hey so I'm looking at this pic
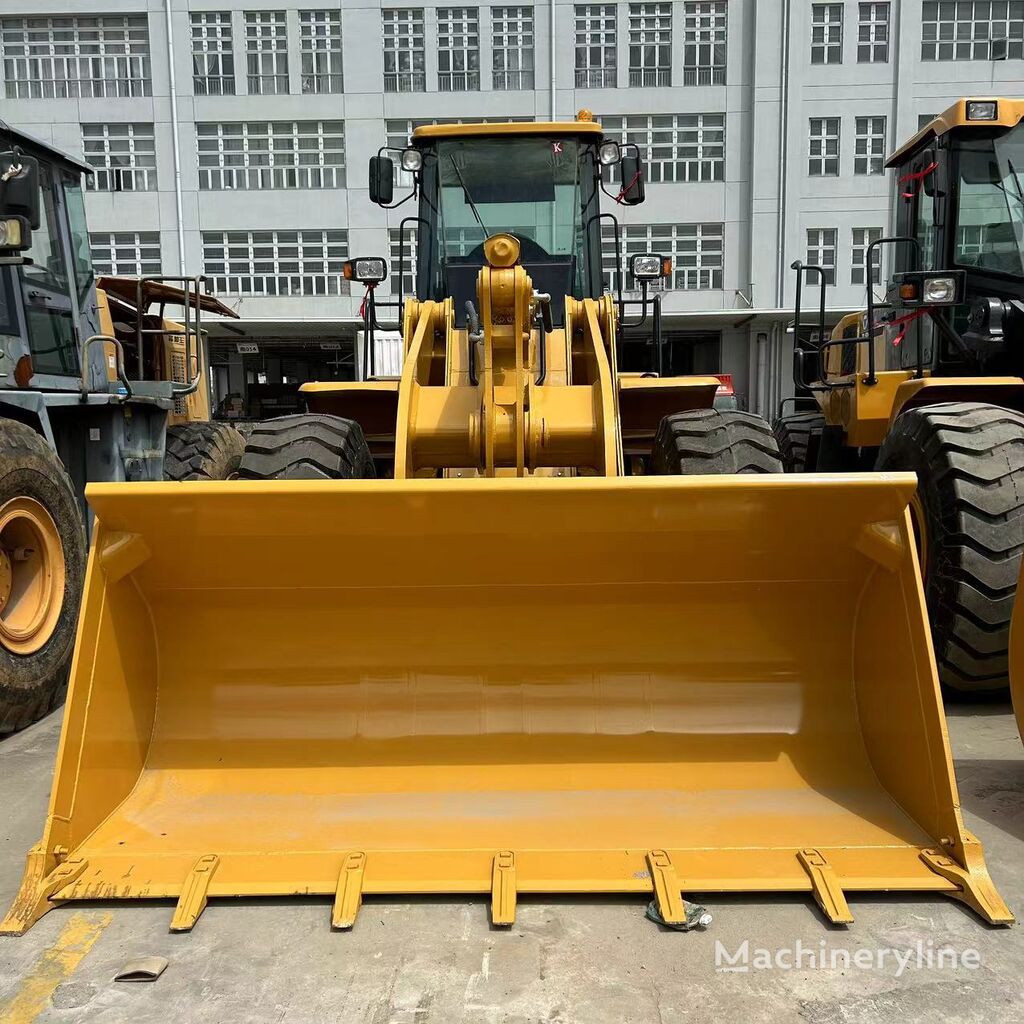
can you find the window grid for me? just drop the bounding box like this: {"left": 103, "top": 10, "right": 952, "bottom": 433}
{"left": 245, "top": 11, "right": 289, "bottom": 95}
{"left": 438, "top": 8, "right": 480, "bottom": 91}
{"left": 191, "top": 12, "right": 234, "bottom": 95}
{"left": 492, "top": 7, "right": 534, "bottom": 90}
{"left": 858, "top": 2, "right": 890, "bottom": 61}
{"left": 83, "top": 123, "right": 157, "bottom": 192}
{"left": 203, "top": 230, "right": 350, "bottom": 297}
{"left": 922, "top": 0, "right": 1024, "bottom": 60}
{"left": 682, "top": 1, "right": 727, "bottom": 86}
{"left": 1, "top": 15, "right": 151, "bottom": 99}
{"left": 811, "top": 4, "right": 844, "bottom": 63}
{"left": 300, "top": 10, "right": 343, "bottom": 93}
{"left": 806, "top": 228, "right": 837, "bottom": 285}
{"left": 574, "top": 5, "right": 617, "bottom": 87}
{"left": 808, "top": 117, "right": 840, "bottom": 176}
{"left": 90, "top": 231, "right": 162, "bottom": 276}
{"left": 383, "top": 9, "right": 426, "bottom": 92}
{"left": 603, "top": 223, "right": 725, "bottom": 291}
{"left": 854, "top": 116, "right": 886, "bottom": 175}
{"left": 851, "top": 227, "right": 882, "bottom": 285}
{"left": 628, "top": 3, "right": 671, "bottom": 87}
{"left": 197, "top": 121, "right": 346, "bottom": 190}
{"left": 601, "top": 114, "right": 725, "bottom": 183}
{"left": 389, "top": 227, "right": 418, "bottom": 296}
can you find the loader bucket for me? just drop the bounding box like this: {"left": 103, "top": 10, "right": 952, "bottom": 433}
{"left": 3, "top": 474, "right": 1013, "bottom": 934}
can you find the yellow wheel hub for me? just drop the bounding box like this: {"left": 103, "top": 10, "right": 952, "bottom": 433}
{"left": 909, "top": 490, "right": 929, "bottom": 578}
{"left": 0, "top": 497, "right": 66, "bottom": 656}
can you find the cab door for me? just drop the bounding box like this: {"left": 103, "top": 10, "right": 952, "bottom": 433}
{"left": 17, "top": 161, "right": 81, "bottom": 381}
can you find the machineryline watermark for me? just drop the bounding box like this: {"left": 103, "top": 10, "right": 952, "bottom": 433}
{"left": 715, "top": 939, "right": 982, "bottom": 977}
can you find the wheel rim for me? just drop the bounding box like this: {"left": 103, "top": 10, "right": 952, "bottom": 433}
{"left": 909, "top": 490, "right": 929, "bottom": 578}
{"left": 0, "top": 497, "right": 66, "bottom": 655}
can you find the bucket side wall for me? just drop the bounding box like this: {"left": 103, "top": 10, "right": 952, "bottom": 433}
{"left": 44, "top": 522, "right": 159, "bottom": 855}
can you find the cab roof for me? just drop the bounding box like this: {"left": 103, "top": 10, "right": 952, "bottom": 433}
{"left": 412, "top": 120, "right": 605, "bottom": 142}
{"left": 886, "top": 97, "right": 1024, "bottom": 168}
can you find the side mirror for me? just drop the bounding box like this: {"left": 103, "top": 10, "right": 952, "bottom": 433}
{"left": 368, "top": 156, "right": 395, "bottom": 206}
{"left": 0, "top": 152, "right": 39, "bottom": 251}
{"left": 919, "top": 147, "right": 937, "bottom": 198}
{"left": 0, "top": 153, "right": 40, "bottom": 228}
{"left": 618, "top": 153, "right": 645, "bottom": 206}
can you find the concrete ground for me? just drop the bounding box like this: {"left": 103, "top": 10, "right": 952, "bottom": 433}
{"left": 0, "top": 703, "right": 1022, "bottom": 1024}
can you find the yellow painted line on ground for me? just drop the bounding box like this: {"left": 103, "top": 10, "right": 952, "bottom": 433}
{"left": 0, "top": 911, "right": 112, "bottom": 1024}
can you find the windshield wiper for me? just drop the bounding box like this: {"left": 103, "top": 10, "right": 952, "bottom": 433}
{"left": 448, "top": 155, "right": 489, "bottom": 240}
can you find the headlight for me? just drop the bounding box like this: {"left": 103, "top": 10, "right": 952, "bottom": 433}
{"left": 598, "top": 141, "right": 621, "bottom": 165}
{"left": 966, "top": 100, "right": 998, "bottom": 121}
{"left": 631, "top": 255, "right": 661, "bottom": 279}
{"left": 400, "top": 148, "right": 423, "bottom": 172}
{"left": 0, "top": 217, "right": 23, "bottom": 248}
{"left": 923, "top": 276, "right": 956, "bottom": 303}
{"left": 343, "top": 257, "right": 388, "bottom": 284}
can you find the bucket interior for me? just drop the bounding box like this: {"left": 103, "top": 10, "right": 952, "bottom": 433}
{"left": 49, "top": 475, "right": 961, "bottom": 894}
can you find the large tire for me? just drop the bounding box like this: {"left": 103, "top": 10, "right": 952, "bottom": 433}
{"left": 238, "top": 414, "right": 375, "bottom": 480}
{"left": 0, "top": 420, "right": 86, "bottom": 733}
{"left": 773, "top": 410, "right": 825, "bottom": 472}
{"left": 164, "top": 421, "right": 246, "bottom": 481}
{"left": 876, "top": 402, "right": 1024, "bottom": 694}
{"left": 652, "top": 409, "right": 784, "bottom": 475}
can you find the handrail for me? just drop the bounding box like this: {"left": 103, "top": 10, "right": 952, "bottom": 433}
{"left": 81, "top": 334, "right": 133, "bottom": 401}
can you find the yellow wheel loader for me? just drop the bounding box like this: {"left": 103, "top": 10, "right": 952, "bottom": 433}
{"left": 0, "top": 129, "right": 244, "bottom": 733}
{"left": 2, "top": 116, "right": 1013, "bottom": 938}
{"left": 776, "top": 98, "right": 1024, "bottom": 697}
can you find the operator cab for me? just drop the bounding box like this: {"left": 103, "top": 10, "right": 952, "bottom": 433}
{"left": 889, "top": 98, "right": 1024, "bottom": 374}
{"left": 366, "top": 116, "right": 645, "bottom": 330}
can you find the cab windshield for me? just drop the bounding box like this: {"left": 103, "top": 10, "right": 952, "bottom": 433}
{"left": 437, "top": 136, "right": 585, "bottom": 260}
{"left": 955, "top": 122, "right": 1024, "bottom": 278}
{"left": 415, "top": 134, "right": 602, "bottom": 319}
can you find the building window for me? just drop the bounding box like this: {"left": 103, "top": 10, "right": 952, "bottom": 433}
{"left": 854, "top": 116, "right": 886, "bottom": 175}
{"left": 197, "top": 121, "right": 345, "bottom": 190}
{"left": 389, "top": 227, "right": 418, "bottom": 296}
{"left": 245, "top": 11, "right": 289, "bottom": 95}
{"left": 851, "top": 227, "right": 882, "bottom": 285}
{"left": 922, "top": 0, "right": 1024, "bottom": 60}
{"left": 383, "top": 9, "right": 425, "bottom": 92}
{"left": 191, "top": 12, "right": 234, "bottom": 95}
{"left": 574, "top": 4, "right": 616, "bottom": 87}
{"left": 806, "top": 228, "right": 837, "bottom": 285}
{"left": 604, "top": 223, "right": 725, "bottom": 291}
{"left": 90, "top": 231, "right": 162, "bottom": 276}
{"left": 82, "top": 123, "right": 157, "bottom": 192}
{"left": 857, "top": 2, "right": 889, "bottom": 62}
{"left": 300, "top": 10, "right": 342, "bottom": 93}
{"left": 492, "top": 7, "right": 533, "bottom": 90}
{"left": 682, "top": 1, "right": 727, "bottom": 86}
{"left": 203, "top": 230, "right": 349, "bottom": 297}
{"left": 437, "top": 8, "right": 480, "bottom": 91}
{"left": 808, "top": 117, "right": 840, "bottom": 176}
{"left": 1, "top": 15, "right": 151, "bottom": 99}
{"left": 628, "top": 3, "right": 671, "bottom": 87}
{"left": 811, "top": 4, "right": 843, "bottom": 63}
{"left": 601, "top": 114, "right": 724, "bottom": 183}
{"left": 919, "top": 112, "right": 937, "bottom": 130}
